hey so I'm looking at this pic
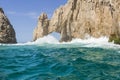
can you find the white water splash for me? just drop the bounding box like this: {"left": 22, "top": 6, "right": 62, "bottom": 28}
{"left": 31, "top": 35, "right": 120, "bottom": 49}
{"left": 12, "top": 35, "right": 59, "bottom": 45}
{"left": 33, "top": 35, "right": 59, "bottom": 44}
{"left": 0, "top": 34, "right": 120, "bottom": 49}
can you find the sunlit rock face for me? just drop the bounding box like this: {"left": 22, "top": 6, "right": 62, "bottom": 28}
{"left": 33, "top": 13, "right": 49, "bottom": 41}
{"left": 33, "top": 0, "right": 120, "bottom": 43}
{"left": 0, "top": 8, "right": 17, "bottom": 43}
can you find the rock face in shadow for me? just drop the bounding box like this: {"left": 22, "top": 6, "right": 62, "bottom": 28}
{"left": 33, "top": 0, "right": 120, "bottom": 43}
{"left": 0, "top": 8, "right": 17, "bottom": 43}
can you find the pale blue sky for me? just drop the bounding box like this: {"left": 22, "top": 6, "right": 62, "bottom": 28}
{"left": 0, "top": 0, "right": 67, "bottom": 42}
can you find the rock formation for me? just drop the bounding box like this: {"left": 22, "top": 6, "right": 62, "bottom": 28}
{"left": 33, "top": 13, "right": 49, "bottom": 41}
{"left": 33, "top": 0, "right": 120, "bottom": 44}
{"left": 0, "top": 8, "right": 17, "bottom": 43}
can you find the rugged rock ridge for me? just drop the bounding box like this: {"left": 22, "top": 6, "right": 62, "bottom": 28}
{"left": 33, "top": 0, "right": 120, "bottom": 43}
{"left": 0, "top": 8, "right": 17, "bottom": 43}
{"left": 33, "top": 13, "right": 49, "bottom": 41}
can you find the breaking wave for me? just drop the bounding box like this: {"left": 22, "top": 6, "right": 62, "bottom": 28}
{"left": 0, "top": 34, "right": 120, "bottom": 49}
{"left": 28, "top": 35, "right": 120, "bottom": 48}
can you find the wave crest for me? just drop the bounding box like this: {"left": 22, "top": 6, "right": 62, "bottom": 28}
{"left": 0, "top": 34, "right": 120, "bottom": 49}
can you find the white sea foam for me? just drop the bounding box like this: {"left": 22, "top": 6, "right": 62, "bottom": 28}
{"left": 28, "top": 35, "right": 120, "bottom": 49}
{"left": 0, "top": 34, "right": 120, "bottom": 49}
{"left": 32, "top": 35, "right": 59, "bottom": 44}
{"left": 68, "top": 37, "right": 120, "bottom": 49}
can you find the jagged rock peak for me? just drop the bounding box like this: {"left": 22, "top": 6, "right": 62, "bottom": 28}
{"left": 33, "top": 13, "right": 49, "bottom": 41}
{"left": 0, "top": 8, "right": 17, "bottom": 43}
{"left": 0, "top": 8, "right": 4, "bottom": 14}
{"left": 39, "top": 13, "right": 48, "bottom": 20}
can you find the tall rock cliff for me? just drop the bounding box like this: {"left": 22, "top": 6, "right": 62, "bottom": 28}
{"left": 33, "top": 0, "right": 120, "bottom": 44}
{"left": 0, "top": 8, "right": 17, "bottom": 43}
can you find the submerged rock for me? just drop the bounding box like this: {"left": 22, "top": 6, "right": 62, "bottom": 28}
{"left": 33, "top": 0, "right": 120, "bottom": 43}
{"left": 0, "top": 8, "right": 17, "bottom": 43}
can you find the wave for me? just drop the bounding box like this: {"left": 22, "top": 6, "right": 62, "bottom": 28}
{"left": 0, "top": 34, "right": 120, "bottom": 49}
{"left": 59, "top": 36, "right": 120, "bottom": 49}
{"left": 0, "top": 35, "right": 59, "bottom": 46}
{"left": 23, "top": 35, "right": 120, "bottom": 49}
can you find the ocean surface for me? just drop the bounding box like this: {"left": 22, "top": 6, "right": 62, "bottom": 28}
{"left": 0, "top": 35, "right": 120, "bottom": 80}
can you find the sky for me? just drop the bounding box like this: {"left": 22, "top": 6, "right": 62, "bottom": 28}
{"left": 0, "top": 0, "right": 67, "bottom": 42}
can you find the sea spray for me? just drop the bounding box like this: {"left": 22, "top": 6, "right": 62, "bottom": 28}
{"left": 0, "top": 34, "right": 120, "bottom": 49}
{"left": 34, "top": 35, "right": 59, "bottom": 44}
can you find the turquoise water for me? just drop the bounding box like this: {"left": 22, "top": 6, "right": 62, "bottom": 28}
{"left": 0, "top": 43, "right": 120, "bottom": 80}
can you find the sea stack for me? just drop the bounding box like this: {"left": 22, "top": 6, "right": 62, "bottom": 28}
{"left": 33, "top": 13, "right": 49, "bottom": 41}
{"left": 33, "top": 0, "right": 120, "bottom": 44}
{"left": 0, "top": 8, "right": 17, "bottom": 43}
